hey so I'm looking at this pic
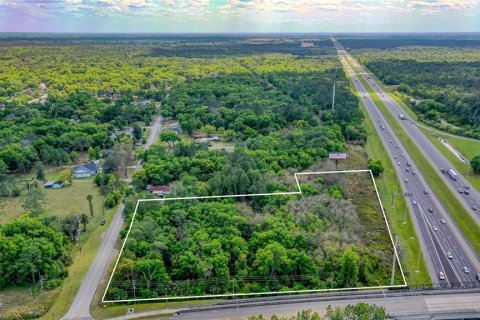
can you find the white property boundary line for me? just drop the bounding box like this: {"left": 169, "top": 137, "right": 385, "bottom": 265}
{"left": 102, "top": 169, "right": 407, "bottom": 304}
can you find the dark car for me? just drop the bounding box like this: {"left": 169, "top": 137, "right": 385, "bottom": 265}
{"left": 100, "top": 219, "right": 106, "bottom": 225}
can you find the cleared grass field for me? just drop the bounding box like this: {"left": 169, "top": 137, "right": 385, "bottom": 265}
{"left": 350, "top": 60, "right": 480, "bottom": 255}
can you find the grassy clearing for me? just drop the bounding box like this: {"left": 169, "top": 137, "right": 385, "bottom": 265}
{"left": 0, "top": 167, "right": 99, "bottom": 224}
{"left": 340, "top": 62, "right": 430, "bottom": 285}
{"left": 351, "top": 62, "right": 480, "bottom": 255}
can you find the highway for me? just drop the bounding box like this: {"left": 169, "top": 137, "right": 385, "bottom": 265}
{"left": 348, "top": 54, "right": 480, "bottom": 230}
{"left": 167, "top": 289, "right": 480, "bottom": 320}
{"left": 333, "top": 40, "right": 480, "bottom": 286}
{"left": 62, "top": 116, "right": 163, "bottom": 320}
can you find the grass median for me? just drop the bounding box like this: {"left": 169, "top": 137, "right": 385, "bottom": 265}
{"left": 348, "top": 58, "right": 480, "bottom": 256}
{"left": 341, "top": 61, "right": 430, "bottom": 285}
{"left": 350, "top": 57, "right": 480, "bottom": 194}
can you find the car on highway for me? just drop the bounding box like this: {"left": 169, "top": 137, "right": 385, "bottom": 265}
{"left": 458, "top": 188, "right": 463, "bottom": 193}
{"left": 407, "top": 162, "right": 411, "bottom": 166}
{"left": 405, "top": 178, "right": 408, "bottom": 183}
{"left": 424, "top": 189, "right": 428, "bottom": 194}
{"left": 440, "top": 168, "right": 446, "bottom": 174}
{"left": 406, "top": 168, "right": 410, "bottom": 172}
{"left": 390, "top": 140, "right": 393, "bottom": 143}
{"left": 465, "top": 185, "right": 470, "bottom": 190}
{"left": 433, "top": 227, "right": 438, "bottom": 231}
{"left": 463, "top": 267, "right": 470, "bottom": 274}
{"left": 397, "top": 161, "right": 401, "bottom": 165}
{"left": 447, "top": 252, "right": 453, "bottom": 259}
{"left": 394, "top": 156, "right": 397, "bottom": 159}
{"left": 413, "top": 200, "right": 417, "bottom": 205}
{"left": 438, "top": 271, "right": 446, "bottom": 280}
{"left": 428, "top": 207, "right": 434, "bottom": 212}
{"left": 412, "top": 171, "right": 416, "bottom": 175}
{"left": 441, "top": 219, "right": 446, "bottom": 224}
{"left": 472, "top": 204, "right": 477, "bottom": 211}
{"left": 401, "top": 153, "right": 404, "bottom": 157}
{"left": 464, "top": 189, "right": 470, "bottom": 195}
{"left": 476, "top": 273, "right": 480, "bottom": 281}
{"left": 396, "top": 145, "right": 399, "bottom": 148}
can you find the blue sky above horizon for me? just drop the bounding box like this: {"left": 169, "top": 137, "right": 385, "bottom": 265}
{"left": 1, "top": 0, "right": 479, "bottom": 33}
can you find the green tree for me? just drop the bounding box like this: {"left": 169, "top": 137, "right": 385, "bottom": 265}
{"left": 159, "top": 130, "right": 181, "bottom": 149}
{"left": 368, "top": 159, "right": 384, "bottom": 177}
{"left": 338, "top": 248, "right": 360, "bottom": 287}
{"left": 133, "top": 123, "right": 143, "bottom": 141}
{"left": 80, "top": 213, "right": 89, "bottom": 231}
{"left": 34, "top": 162, "right": 45, "bottom": 181}
{"left": 471, "top": 155, "right": 480, "bottom": 174}
{"left": 60, "top": 169, "right": 73, "bottom": 185}
{"left": 86, "top": 194, "right": 94, "bottom": 217}
{"left": 326, "top": 302, "right": 387, "bottom": 320}
{"left": 70, "top": 150, "right": 78, "bottom": 163}
{"left": 179, "top": 114, "right": 198, "bottom": 136}
{"left": 253, "top": 242, "right": 292, "bottom": 276}
{"left": 135, "top": 258, "right": 170, "bottom": 289}
{"left": 23, "top": 188, "right": 45, "bottom": 215}
{"left": 201, "top": 124, "right": 216, "bottom": 137}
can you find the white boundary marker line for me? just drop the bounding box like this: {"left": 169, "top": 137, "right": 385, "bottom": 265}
{"left": 102, "top": 169, "right": 407, "bottom": 304}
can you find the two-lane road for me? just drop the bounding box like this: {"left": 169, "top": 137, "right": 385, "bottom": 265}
{"left": 62, "top": 116, "right": 163, "bottom": 320}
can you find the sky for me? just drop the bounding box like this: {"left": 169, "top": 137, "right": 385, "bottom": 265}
{"left": 0, "top": 0, "right": 479, "bottom": 33}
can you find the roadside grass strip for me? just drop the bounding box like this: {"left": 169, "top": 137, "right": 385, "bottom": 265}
{"left": 349, "top": 60, "right": 480, "bottom": 255}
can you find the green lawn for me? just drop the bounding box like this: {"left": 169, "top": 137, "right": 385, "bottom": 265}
{"left": 0, "top": 169, "right": 101, "bottom": 225}
{"left": 348, "top": 58, "right": 480, "bottom": 255}
{"left": 341, "top": 62, "right": 430, "bottom": 285}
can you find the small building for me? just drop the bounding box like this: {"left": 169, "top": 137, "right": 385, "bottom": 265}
{"left": 44, "top": 180, "right": 63, "bottom": 189}
{"left": 146, "top": 185, "right": 171, "bottom": 197}
{"left": 73, "top": 163, "right": 100, "bottom": 178}
{"left": 301, "top": 41, "right": 315, "bottom": 48}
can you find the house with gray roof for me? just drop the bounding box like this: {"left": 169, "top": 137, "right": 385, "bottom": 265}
{"left": 72, "top": 163, "right": 100, "bottom": 178}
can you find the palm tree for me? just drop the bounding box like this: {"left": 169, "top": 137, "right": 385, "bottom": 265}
{"left": 80, "top": 213, "right": 89, "bottom": 231}
{"left": 86, "top": 194, "right": 94, "bottom": 217}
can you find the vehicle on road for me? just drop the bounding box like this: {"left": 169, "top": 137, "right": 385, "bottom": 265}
{"left": 463, "top": 267, "right": 470, "bottom": 274}
{"left": 433, "top": 226, "right": 438, "bottom": 231}
{"left": 465, "top": 189, "right": 470, "bottom": 195}
{"left": 458, "top": 188, "right": 463, "bottom": 193}
{"left": 441, "top": 219, "right": 446, "bottom": 224}
{"left": 413, "top": 200, "right": 417, "bottom": 205}
{"left": 447, "top": 252, "right": 453, "bottom": 259}
{"left": 424, "top": 189, "right": 428, "bottom": 194}
{"left": 472, "top": 204, "right": 477, "bottom": 211}
{"left": 412, "top": 171, "right": 416, "bottom": 175}
{"left": 476, "top": 273, "right": 480, "bottom": 281}
{"left": 440, "top": 168, "right": 446, "bottom": 174}
{"left": 406, "top": 168, "right": 410, "bottom": 172}
{"left": 405, "top": 178, "right": 408, "bottom": 183}
{"left": 448, "top": 168, "right": 458, "bottom": 181}
{"left": 407, "top": 162, "right": 411, "bottom": 166}
{"left": 397, "top": 161, "right": 401, "bottom": 165}
{"left": 429, "top": 207, "right": 433, "bottom": 212}
{"left": 399, "top": 113, "right": 407, "bottom": 120}
{"left": 439, "top": 271, "right": 446, "bottom": 280}
{"left": 465, "top": 185, "right": 470, "bottom": 190}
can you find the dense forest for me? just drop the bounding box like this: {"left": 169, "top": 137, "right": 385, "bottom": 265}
{"left": 352, "top": 46, "right": 480, "bottom": 138}
{"left": 105, "top": 49, "right": 399, "bottom": 299}
{"left": 0, "top": 37, "right": 399, "bottom": 303}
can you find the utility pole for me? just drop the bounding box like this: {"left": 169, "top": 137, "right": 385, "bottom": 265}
{"left": 391, "top": 235, "right": 398, "bottom": 286}
{"left": 331, "top": 75, "right": 336, "bottom": 110}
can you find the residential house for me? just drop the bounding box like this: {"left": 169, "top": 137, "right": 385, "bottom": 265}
{"left": 73, "top": 163, "right": 100, "bottom": 178}
{"left": 146, "top": 185, "right": 171, "bottom": 197}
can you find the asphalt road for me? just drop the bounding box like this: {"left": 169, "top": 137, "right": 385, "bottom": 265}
{"left": 349, "top": 55, "right": 480, "bottom": 230}
{"left": 62, "top": 116, "right": 163, "bottom": 320}
{"left": 333, "top": 40, "right": 480, "bottom": 285}
{"left": 171, "top": 290, "right": 480, "bottom": 320}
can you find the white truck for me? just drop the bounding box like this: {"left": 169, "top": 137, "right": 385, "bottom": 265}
{"left": 399, "top": 114, "right": 407, "bottom": 120}
{"left": 448, "top": 168, "right": 458, "bottom": 181}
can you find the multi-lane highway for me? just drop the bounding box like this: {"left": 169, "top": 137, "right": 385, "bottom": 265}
{"left": 348, "top": 56, "right": 480, "bottom": 229}
{"left": 333, "top": 40, "right": 480, "bottom": 286}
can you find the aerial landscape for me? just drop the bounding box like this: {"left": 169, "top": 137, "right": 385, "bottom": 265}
{"left": 0, "top": 1, "right": 480, "bottom": 319}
